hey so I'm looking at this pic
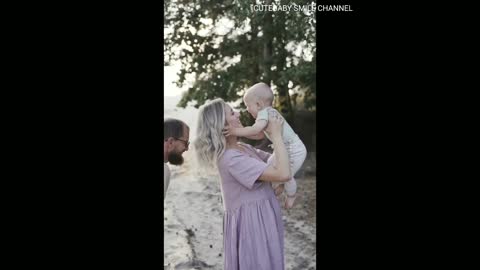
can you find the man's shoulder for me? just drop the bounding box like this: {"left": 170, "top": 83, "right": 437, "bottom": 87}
{"left": 164, "top": 163, "right": 170, "bottom": 175}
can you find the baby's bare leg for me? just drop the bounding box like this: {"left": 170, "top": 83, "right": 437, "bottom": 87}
{"left": 283, "top": 139, "right": 306, "bottom": 209}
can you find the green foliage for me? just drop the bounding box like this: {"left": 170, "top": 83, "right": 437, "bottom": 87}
{"left": 164, "top": 0, "right": 316, "bottom": 115}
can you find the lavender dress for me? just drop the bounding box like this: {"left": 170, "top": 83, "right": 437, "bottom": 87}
{"left": 218, "top": 143, "right": 285, "bottom": 270}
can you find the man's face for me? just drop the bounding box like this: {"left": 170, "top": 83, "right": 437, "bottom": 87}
{"left": 166, "top": 125, "right": 190, "bottom": 165}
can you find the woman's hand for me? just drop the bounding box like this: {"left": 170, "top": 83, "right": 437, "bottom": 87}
{"left": 264, "top": 110, "right": 284, "bottom": 139}
{"left": 258, "top": 111, "right": 290, "bottom": 182}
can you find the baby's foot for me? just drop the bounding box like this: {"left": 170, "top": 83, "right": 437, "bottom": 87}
{"left": 274, "top": 184, "right": 285, "bottom": 196}
{"left": 284, "top": 194, "right": 297, "bottom": 209}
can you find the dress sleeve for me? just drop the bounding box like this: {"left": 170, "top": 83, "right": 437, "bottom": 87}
{"left": 226, "top": 151, "right": 269, "bottom": 189}
{"left": 253, "top": 148, "right": 272, "bottom": 163}
{"left": 239, "top": 143, "right": 272, "bottom": 163}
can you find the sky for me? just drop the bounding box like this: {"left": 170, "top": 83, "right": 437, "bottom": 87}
{"left": 164, "top": 64, "right": 186, "bottom": 97}
{"left": 163, "top": 14, "right": 231, "bottom": 98}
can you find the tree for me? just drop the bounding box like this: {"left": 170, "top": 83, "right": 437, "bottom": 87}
{"left": 164, "top": 0, "right": 316, "bottom": 125}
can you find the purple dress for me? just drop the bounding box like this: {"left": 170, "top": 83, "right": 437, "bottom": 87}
{"left": 218, "top": 143, "right": 285, "bottom": 270}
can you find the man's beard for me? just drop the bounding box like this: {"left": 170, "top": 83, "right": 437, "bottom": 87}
{"left": 168, "top": 151, "right": 184, "bottom": 165}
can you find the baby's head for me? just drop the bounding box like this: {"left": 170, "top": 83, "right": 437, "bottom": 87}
{"left": 243, "top": 82, "right": 274, "bottom": 118}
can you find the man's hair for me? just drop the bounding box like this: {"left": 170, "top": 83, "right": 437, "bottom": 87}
{"left": 164, "top": 118, "right": 188, "bottom": 140}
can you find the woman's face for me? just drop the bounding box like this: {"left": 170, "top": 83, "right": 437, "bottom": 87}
{"left": 224, "top": 104, "right": 242, "bottom": 129}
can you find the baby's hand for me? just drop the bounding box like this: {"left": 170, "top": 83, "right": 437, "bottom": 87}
{"left": 222, "top": 125, "right": 235, "bottom": 137}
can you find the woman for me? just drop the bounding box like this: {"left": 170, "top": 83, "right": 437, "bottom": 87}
{"left": 194, "top": 98, "right": 291, "bottom": 270}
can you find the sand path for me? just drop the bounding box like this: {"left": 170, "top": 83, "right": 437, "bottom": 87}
{"left": 164, "top": 163, "right": 316, "bottom": 270}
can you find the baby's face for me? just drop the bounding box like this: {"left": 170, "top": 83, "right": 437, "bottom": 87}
{"left": 244, "top": 95, "right": 261, "bottom": 119}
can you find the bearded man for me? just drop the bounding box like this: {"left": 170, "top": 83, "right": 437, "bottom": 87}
{"left": 164, "top": 118, "right": 190, "bottom": 199}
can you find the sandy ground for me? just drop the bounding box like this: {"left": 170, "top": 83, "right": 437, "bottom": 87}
{"left": 164, "top": 96, "right": 316, "bottom": 270}
{"left": 164, "top": 161, "right": 316, "bottom": 270}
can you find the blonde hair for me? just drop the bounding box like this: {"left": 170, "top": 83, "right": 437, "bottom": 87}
{"left": 193, "top": 98, "right": 227, "bottom": 170}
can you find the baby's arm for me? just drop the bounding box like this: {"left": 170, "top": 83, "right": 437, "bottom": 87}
{"left": 245, "top": 132, "right": 265, "bottom": 140}
{"left": 224, "top": 119, "right": 268, "bottom": 138}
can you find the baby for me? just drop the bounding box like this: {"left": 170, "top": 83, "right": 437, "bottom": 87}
{"left": 223, "top": 82, "right": 307, "bottom": 209}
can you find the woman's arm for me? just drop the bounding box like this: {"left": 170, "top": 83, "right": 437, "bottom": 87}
{"left": 258, "top": 112, "right": 290, "bottom": 182}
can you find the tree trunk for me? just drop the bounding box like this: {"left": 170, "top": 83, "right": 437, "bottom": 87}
{"left": 249, "top": 17, "right": 261, "bottom": 83}
{"left": 272, "top": 3, "right": 294, "bottom": 127}
{"left": 263, "top": 0, "right": 273, "bottom": 84}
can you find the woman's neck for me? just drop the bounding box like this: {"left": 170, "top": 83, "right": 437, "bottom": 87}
{"left": 225, "top": 136, "right": 240, "bottom": 149}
